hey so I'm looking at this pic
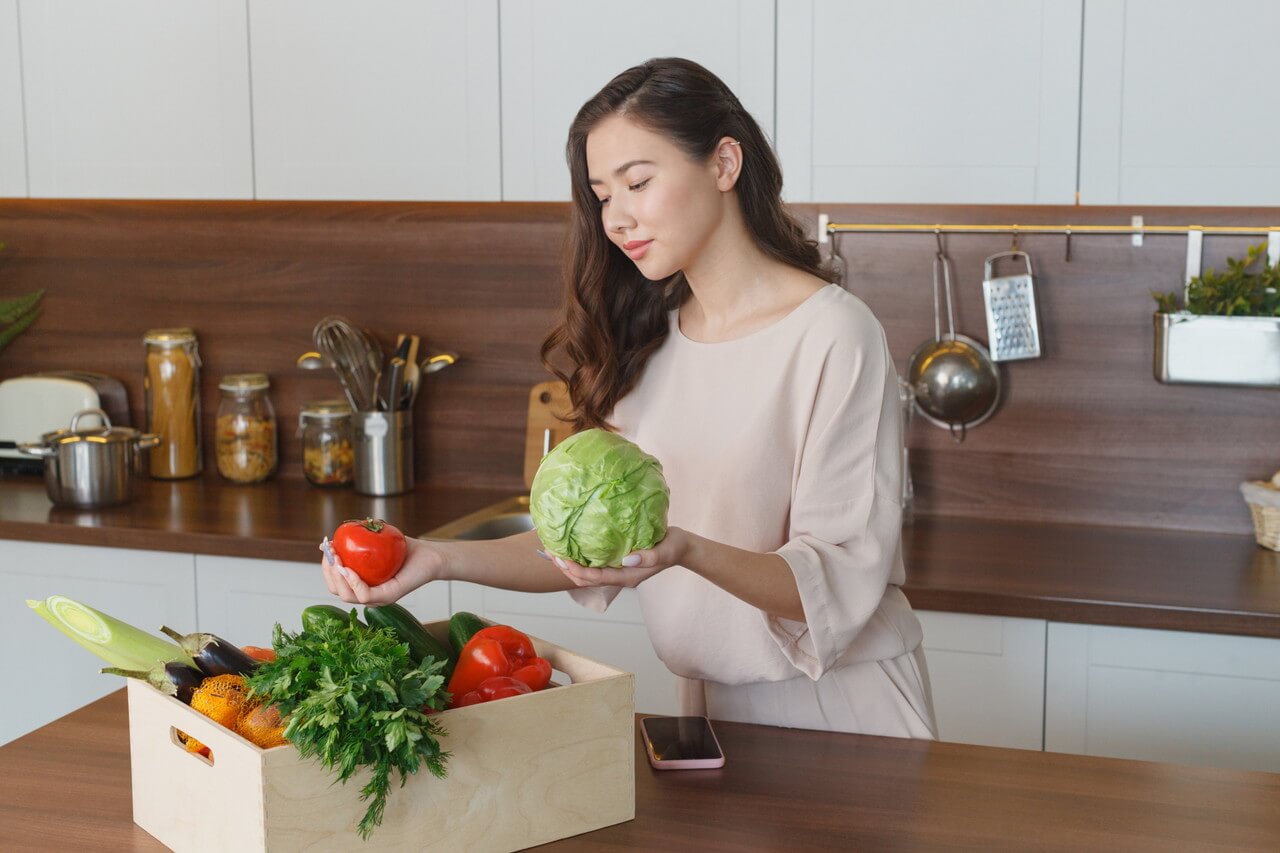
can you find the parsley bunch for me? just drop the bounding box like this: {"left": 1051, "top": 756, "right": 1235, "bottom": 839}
{"left": 246, "top": 613, "right": 451, "bottom": 840}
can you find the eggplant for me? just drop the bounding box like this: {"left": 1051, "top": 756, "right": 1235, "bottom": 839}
{"left": 102, "top": 661, "right": 204, "bottom": 703}
{"left": 159, "top": 626, "right": 260, "bottom": 677}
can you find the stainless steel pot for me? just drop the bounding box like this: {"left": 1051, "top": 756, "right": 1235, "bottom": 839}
{"left": 18, "top": 408, "right": 161, "bottom": 507}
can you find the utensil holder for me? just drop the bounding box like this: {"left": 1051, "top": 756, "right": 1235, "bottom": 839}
{"left": 352, "top": 410, "right": 413, "bottom": 496}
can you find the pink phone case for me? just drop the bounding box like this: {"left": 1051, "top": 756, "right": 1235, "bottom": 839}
{"left": 641, "top": 716, "right": 726, "bottom": 770}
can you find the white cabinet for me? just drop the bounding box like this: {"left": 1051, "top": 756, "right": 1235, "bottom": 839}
{"left": 0, "top": 0, "right": 26, "bottom": 197}
{"left": 777, "top": 0, "right": 1083, "bottom": 204}
{"left": 1079, "top": 0, "right": 1280, "bottom": 205}
{"left": 1045, "top": 622, "right": 1280, "bottom": 773}
{"left": 917, "top": 610, "right": 1046, "bottom": 750}
{"left": 498, "top": 0, "right": 775, "bottom": 201}
{"left": 0, "top": 540, "right": 196, "bottom": 745}
{"left": 19, "top": 0, "right": 253, "bottom": 199}
{"left": 194, "top": 555, "right": 451, "bottom": 647}
{"left": 248, "top": 0, "right": 501, "bottom": 201}
{"left": 451, "top": 581, "right": 679, "bottom": 715}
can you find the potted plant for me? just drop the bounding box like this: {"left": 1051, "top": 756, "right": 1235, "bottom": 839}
{"left": 0, "top": 242, "right": 45, "bottom": 355}
{"left": 1152, "top": 241, "right": 1280, "bottom": 387}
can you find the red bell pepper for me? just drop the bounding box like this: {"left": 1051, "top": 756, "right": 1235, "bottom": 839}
{"left": 446, "top": 625, "right": 552, "bottom": 707}
{"left": 451, "top": 676, "right": 532, "bottom": 708}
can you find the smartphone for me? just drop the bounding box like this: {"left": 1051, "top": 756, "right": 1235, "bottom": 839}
{"left": 640, "top": 715, "right": 725, "bottom": 770}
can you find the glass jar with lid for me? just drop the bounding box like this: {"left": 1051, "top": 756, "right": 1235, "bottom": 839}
{"left": 143, "top": 328, "right": 203, "bottom": 479}
{"left": 299, "top": 399, "right": 354, "bottom": 487}
{"left": 215, "top": 373, "right": 278, "bottom": 484}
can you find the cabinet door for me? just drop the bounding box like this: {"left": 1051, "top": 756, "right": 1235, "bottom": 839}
{"left": 499, "top": 0, "right": 775, "bottom": 201}
{"left": 1079, "top": 0, "right": 1280, "bottom": 205}
{"left": 194, "top": 555, "right": 451, "bottom": 646}
{"left": 19, "top": 0, "right": 253, "bottom": 198}
{"left": 916, "top": 610, "right": 1046, "bottom": 750}
{"left": 777, "top": 0, "right": 1082, "bottom": 204}
{"left": 1045, "top": 622, "right": 1280, "bottom": 772}
{"left": 451, "top": 582, "right": 679, "bottom": 715}
{"left": 0, "top": 540, "right": 196, "bottom": 745}
{"left": 249, "top": 0, "right": 501, "bottom": 200}
{"left": 0, "top": 0, "right": 25, "bottom": 197}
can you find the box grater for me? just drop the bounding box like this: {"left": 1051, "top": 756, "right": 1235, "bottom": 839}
{"left": 982, "top": 250, "right": 1041, "bottom": 361}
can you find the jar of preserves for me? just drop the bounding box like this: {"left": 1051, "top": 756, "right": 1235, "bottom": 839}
{"left": 299, "top": 399, "right": 354, "bottom": 487}
{"left": 143, "top": 328, "right": 203, "bottom": 480}
{"left": 215, "top": 373, "right": 278, "bottom": 484}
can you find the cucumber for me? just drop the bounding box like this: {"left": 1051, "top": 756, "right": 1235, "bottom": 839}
{"left": 364, "top": 603, "right": 453, "bottom": 679}
{"left": 301, "top": 604, "right": 360, "bottom": 634}
{"left": 448, "top": 611, "right": 489, "bottom": 659}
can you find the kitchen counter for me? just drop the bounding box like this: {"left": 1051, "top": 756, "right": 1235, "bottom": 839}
{"left": 1, "top": 474, "right": 1278, "bottom": 638}
{"left": 1, "top": 690, "right": 1277, "bottom": 851}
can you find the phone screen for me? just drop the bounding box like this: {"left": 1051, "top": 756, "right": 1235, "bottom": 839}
{"left": 642, "top": 716, "right": 723, "bottom": 761}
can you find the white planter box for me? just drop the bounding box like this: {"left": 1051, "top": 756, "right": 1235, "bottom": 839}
{"left": 1153, "top": 312, "right": 1280, "bottom": 387}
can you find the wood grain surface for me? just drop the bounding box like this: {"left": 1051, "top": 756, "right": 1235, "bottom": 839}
{"left": 2, "top": 691, "right": 1277, "bottom": 852}
{"left": 2, "top": 199, "right": 1278, "bottom": 534}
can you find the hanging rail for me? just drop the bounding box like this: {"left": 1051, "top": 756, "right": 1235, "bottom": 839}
{"left": 816, "top": 214, "right": 1280, "bottom": 263}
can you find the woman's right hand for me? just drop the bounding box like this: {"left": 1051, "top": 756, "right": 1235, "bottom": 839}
{"left": 320, "top": 535, "right": 444, "bottom": 606}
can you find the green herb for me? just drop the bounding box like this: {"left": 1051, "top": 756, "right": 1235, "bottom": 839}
{"left": 246, "top": 611, "right": 451, "bottom": 840}
{"left": 1153, "top": 241, "right": 1280, "bottom": 316}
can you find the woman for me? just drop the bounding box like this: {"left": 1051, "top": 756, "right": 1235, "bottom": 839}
{"left": 323, "top": 57, "right": 936, "bottom": 740}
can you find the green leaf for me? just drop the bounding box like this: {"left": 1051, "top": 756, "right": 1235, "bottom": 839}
{"left": 245, "top": 617, "right": 450, "bottom": 840}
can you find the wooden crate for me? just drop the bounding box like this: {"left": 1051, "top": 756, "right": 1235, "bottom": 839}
{"left": 126, "top": 620, "right": 635, "bottom": 852}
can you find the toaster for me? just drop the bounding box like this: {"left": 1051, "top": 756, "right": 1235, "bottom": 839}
{"left": 0, "top": 372, "right": 132, "bottom": 474}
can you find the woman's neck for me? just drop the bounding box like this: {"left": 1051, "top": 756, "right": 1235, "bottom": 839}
{"left": 679, "top": 221, "right": 822, "bottom": 342}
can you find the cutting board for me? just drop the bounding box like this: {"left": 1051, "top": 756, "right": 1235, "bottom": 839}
{"left": 524, "top": 380, "right": 574, "bottom": 488}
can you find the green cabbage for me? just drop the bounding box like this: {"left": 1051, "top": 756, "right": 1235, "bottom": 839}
{"left": 530, "top": 428, "right": 670, "bottom": 568}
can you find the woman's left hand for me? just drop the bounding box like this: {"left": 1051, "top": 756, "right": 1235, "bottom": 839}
{"left": 550, "top": 526, "right": 693, "bottom": 589}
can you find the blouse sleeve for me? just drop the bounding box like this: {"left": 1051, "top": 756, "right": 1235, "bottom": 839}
{"left": 567, "top": 585, "right": 623, "bottom": 613}
{"left": 766, "top": 316, "right": 905, "bottom": 681}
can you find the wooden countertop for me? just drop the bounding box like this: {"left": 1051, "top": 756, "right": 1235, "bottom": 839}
{"left": 1, "top": 691, "right": 1276, "bottom": 851}
{"left": 2, "top": 474, "right": 1279, "bottom": 638}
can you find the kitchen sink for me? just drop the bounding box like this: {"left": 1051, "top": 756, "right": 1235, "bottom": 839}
{"left": 421, "top": 495, "right": 534, "bottom": 541}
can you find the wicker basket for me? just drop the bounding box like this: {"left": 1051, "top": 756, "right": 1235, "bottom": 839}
{"left": 1240, "top": 479, "right": 1280, "bottom": 551}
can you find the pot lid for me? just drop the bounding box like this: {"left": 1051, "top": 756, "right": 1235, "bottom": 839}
{"left": 38, "top": 408, "right": 148, "bottom": 446}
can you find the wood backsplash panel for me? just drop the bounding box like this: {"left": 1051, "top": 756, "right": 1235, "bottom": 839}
{"left": 0, "top": 201, "right": 566, "bottom": 491}
{"left": 2, "top": 199, "right": 1277, "bottom": 534}
{"left": 806, "top": 204, "right": 1280, "bottom": 534}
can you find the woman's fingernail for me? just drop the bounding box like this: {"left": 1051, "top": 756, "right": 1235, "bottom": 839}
{"left": 534, "top": 549, "right": 550, "bottom": 561}
{"left": 622, "top": 554, "right": 641, "bottom": 567}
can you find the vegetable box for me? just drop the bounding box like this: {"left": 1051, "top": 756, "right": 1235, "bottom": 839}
{"left": 125, "top": 620, "right": 635, "bottom": 852}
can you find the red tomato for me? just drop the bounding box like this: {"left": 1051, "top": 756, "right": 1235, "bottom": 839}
{"left": 332, "top": 518, "right": 407, "bottom": 586}
{"left": 241, "top": 646, "right": 277, "bottom": 662}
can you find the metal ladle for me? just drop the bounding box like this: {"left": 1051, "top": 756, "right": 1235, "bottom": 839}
{"left": 906, "top": 236, "right": 1001, "bottom": 442}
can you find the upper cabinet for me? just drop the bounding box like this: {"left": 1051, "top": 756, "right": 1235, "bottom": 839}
{"left": 777, "top": 0, "right": 1083, "bottom": 204}
{"left": 4, "top": 1, "right": 1275, "bottom": 205}
{"left": 498, "top": 0, "right": 775, "bottom": 201}
{"left": 0, "top": 1, "right": 26, "bottom": 197}
{"left": 1078, "top": 0, "right": 1280, "bottom": 205}
{"left": 19, "top": 0, "right": 253, "bottom": 199}
{"left": 249, "top": 0, "right": 501, "bottom": 201}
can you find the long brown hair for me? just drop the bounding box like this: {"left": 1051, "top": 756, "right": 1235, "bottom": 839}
{"left": 541, "top": 57, "right": 838, "bottom": 432}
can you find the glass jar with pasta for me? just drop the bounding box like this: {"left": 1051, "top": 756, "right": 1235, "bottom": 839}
{"left": 144, "top": 328, "right": 203, "bottom": 479}
{"left": 299, "top": 399, "right": 354, "bottom": 487}
{"left": 215, "top": 374, "right": 278, "bottom": 484}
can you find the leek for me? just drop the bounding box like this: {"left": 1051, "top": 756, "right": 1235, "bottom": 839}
{"left": 28, "top": 595, "right": 195, "bottom": 671}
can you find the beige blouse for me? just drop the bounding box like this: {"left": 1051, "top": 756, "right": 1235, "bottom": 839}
{"left": 568, "top": 283, "right": 924, "bottom": 690}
